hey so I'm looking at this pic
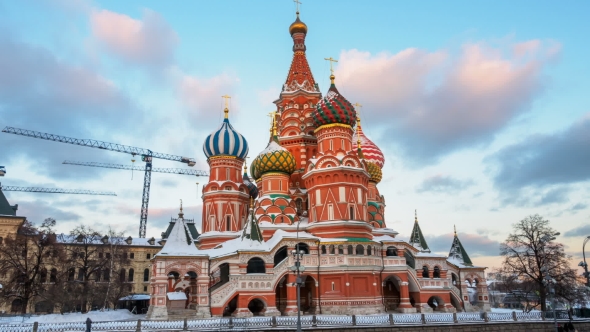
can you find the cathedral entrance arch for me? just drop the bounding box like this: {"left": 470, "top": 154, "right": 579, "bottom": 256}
{"left": 247, "top": 298, "right": 266, "bottom": 316}
{"left": 427, "top": 295, "right": 445, "bottom": 311}
{"left": 382, "top": 276, "right": 401, "bottom": 311}
{"left": 275, "top": 275, "right": 288, "bottom": 314}
{"left": 299, "top": 274, "right": 317, "bottom": 313}
{"left": 223, "top": 295, "right": 238, "bottom": 317}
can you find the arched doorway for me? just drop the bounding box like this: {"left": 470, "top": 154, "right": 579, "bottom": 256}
{"left": 223, "top": 295, "right": 238, "bottom": 317}
{"left": 382, "top": 276, "right": 401, "bottom": 311}
{"left": 299, "top": 275, "right": 317, "bottom": 313}
{"left": 11, "top": 299, "right": 23, "bottom": 313}
{"left": 275, "top": 275, "right": 288, "bottom": 314}
{"left": 248, "top": 298, "right": 266, "bottom": 316}
{"left": 427, "top": 296, "right": 445, "bottom": 311}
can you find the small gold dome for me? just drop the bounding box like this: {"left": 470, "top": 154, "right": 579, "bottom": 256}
{"left": 366, "top": 161, "right": 383, "bottom": 184}
{"left": 289, "top": 13, "right": 307, "bottom": 35}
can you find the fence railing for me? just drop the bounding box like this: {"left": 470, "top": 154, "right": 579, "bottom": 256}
{"left": 0, "top": 311, "right": 587, "bottom": 332}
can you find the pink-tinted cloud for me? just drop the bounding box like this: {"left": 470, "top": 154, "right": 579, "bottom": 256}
{"left": 335, "top": 40, "right": 560, "bottom": 166}
{"left": 90, "top": 9, "right": 178, "bottom": 66}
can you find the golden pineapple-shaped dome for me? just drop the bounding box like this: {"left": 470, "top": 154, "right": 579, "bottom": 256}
{"left": 366, "top": 161, "right": 382, "bottom": 184}
{"left": 251, "top": 140, "right": 297, "bottom": 180}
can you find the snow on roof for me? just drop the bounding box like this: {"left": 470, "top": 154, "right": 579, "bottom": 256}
{"left": 156, "top": 216, "right": 203, "bottom": 257}
{"left": 446, "top": 256, "right": 483, "bottom": 268}
{"left": 119, "top": 294, "right": 150, "bottom": 301}
{"left": 56, "top": 234, "right": 161, "bottom": 247}
{"left": 372, "top": 235, "right": 398, "bottom": 242}
{"left": 167, "top": 292, "right": 187, "bottom": 300}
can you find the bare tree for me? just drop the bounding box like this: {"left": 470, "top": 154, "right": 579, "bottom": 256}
{"left": 500, "top": 214, "right": 581, "bottom": 312}
{"left": 0, "top": 218, "right": 63, "bottom": 313}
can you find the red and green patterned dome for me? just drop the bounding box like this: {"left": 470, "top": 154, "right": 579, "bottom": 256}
{"left": 313, "top": 80, "right": 357, "bottom": 128}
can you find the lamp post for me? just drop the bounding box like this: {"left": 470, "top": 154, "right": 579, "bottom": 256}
{"left": 291, "top": 249, "right": 305, "bottom": 332}
{"left": 578, "top": 236, "right": 590, "bottom": 288}
{"left": 290, "top": 218, "right": 305, "bottom": 332}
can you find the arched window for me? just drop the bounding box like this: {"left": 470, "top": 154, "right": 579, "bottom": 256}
{"left": 347, "top": 245, "right": 353, "bottom": 255}
{"left": 329, "top": 245, "right": 335, "bottom": 254}
{"left": 433, "top": 266, "right": 440, "bottom": 278}
{"left": 247, "top": 257, "right": 266, "bottom": 274}
{"left": 451, "top": 273, "right": 458, "bottom": 286}
{"left": 321, "top": 245, "right": 326, "bottom": 254}
{"left": 143, "top": 269, "right": 150, "bottom": 282}
{"left": 338, "top": 245, "right": 344, "bottom": 254}
{"left": 386, "top": 246, "right": 398, "bottom": 256}
{"left": 39, "top": 269, "right": 47, "bottom": 283}
{"left": 128, "top": 268, "right": 134, "bottom": 282}
{"left": 295, "top": 243, "right": 309, "bottom": 254}
{"left": 274, "top": 246, "right": 288, "bottom": 266}
{"left": 50, "top": 268, "right": 57, "bottom": 283}
{"left": 404, "top": 250, "right": 415, "bottom": 269}
{"left": 422, "top": 266, "right": 429, "bottom": 278}
{"left": 367, "top": 246, "right": 372, "bottom": 256}
{"left": 103, "top": 269, "right": 110, "bottom": 281}
{"left": 356, "top": 245, "right": 364, "bottom": 255}
{"left": 119, "top": 269, "right": 126, "bottom": 282}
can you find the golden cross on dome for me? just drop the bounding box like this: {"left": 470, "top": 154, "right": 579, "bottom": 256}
{"left": 324, "top": 57, "right": 338, "bottom": 74}
{"left": 244, "top": 156, "right": 250, "bottom": 171}
{"left": 221, "top": 95, "right": 231, "bottom": 118}
{"left": 293, "top": 0, "right": 302, "bottom": 13}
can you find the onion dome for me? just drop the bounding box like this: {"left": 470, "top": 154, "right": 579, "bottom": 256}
{"left": 251, "top": 139, "right": 296, "bottom": 180}
{"left": 242, "top": 164, "right": 259, "bottom": 199}
{"left": 366, "top": 161, "right": 382, "bottom": 184}
{"left": 289, "top": 12, "right": 307, "bottom": 35}
{"left": 353, "top": 117, "right": 385, "bottom": 168}
{"left": 313, "top": 77, "right": 357, "bottom": 128}
{"left": 203, "top": 108, "right": 248, "bottom": 159}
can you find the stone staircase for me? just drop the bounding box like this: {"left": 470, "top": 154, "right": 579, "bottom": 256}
{"left": 166, "top": 309, "right": 197, "bottom": 320}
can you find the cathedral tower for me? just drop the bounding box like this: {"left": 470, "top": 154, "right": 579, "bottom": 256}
{"left": 200, "top": 103, "right": 251, "bottom": 249}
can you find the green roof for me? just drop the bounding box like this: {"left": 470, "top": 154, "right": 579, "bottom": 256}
{"left": 345, "top": 237, "right": 372, "bottom": 242}
{"left": 367, "top": 202, "right": 380, "bottom": 209}
{"left": 162, "top": 218, "right": 199, "bottom": 241}
{"left": 242, "top": 209, "right": 263, "bottom": 242}
{"left": 448, "top": 234, "right": 473, "bottom": 266}
{"left": 0, "top": 189, "right": 17, "bottom": 216}
{"left": 409, "top": 219, "right": 430, "bottom": 252}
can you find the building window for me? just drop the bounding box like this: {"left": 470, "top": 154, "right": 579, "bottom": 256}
{"left": 329, "top": 245, "right": 335, "bottom": 254}
{"left": 68, "top": 268, "right": 75, "bottom": 281}
{"left": 99, "top": 252, "right": 103, "bottom": 258}
{"left": 50, "top": 268, "right": 57, "bottom": 283}
{"left": 355, "top": 245, "right": 364, "bottom": 255}
{"left": 386, "top": 246, "right": 398, "bottom": 256}
{"left": 103, "top": 269, "right": 110, "bottom": 281}
{"left": 338, "top": 245, "right": 344, "bottom": 254}
{"left": 328, "top": 204, "right": 334, "bottom": 220}
{"left": 433, "top": 266, "right": 440, "bottom": 278}
{"left": 146, "top": 253, "right": 151, "bottom": 259}
{"left": 341, "top": 139, "right": 344, "bottom": 150}
{"left": 226, "top": 168, "right": 230, "bottom": 180}
{"left": 225, "top": 186, "right": 231, "bottom": 191}
{"left": 422, "top": 266, "right": 429, "bottom": 278}
{"left": 367, "top": 246, "right": 372, "bottom": 256}
{"left": 128, "top": 269, "right": 134, "bottom": 282}
{"left": 226, "top": 215, "right": 231, "bottom": 231}
{"left": 39, "top": 269, "right": 47, "bottom": 283}
{"left": 130, "top": 253, "right": 134, "bottom": 259}
{"left": 144, "top": 269, "right": 150, "bottom": 282}
{"left": 329, "top": 140, "right": 333, "bottom": 150}
{"left": 347, "top": 245, "right": 353, "bottom": 255}
{"left": 331, "top": 282, "right": 335, "bottom": 291}
{"left": 246, "top": 257, "right": 266, "bottom": 274}
{"left": 143, "top": 286, "right": 148, "bottom": 292}
{"left": 119, "top": 269, "right": 126, "bottom": 282}
{"left": 321, "top": 245, "right": 326, "bottom": 254}
{"left": 349, "top": 206, "right": 354, "bottom": 220}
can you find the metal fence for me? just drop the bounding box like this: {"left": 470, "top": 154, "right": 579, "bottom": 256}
{"left": 0, "top": 311, "right": 587, "bottom": 332}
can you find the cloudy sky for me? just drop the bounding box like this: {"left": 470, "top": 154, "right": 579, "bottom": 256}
{"left": 1, "top": 0, "right": 589, "bottom": 274}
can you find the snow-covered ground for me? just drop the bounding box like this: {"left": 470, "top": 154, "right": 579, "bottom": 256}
{"left": 491, "top": 308, "right": 539, "bottom": 313}
{"left": 17, "top": 310, "right": 143, "bottom": 324}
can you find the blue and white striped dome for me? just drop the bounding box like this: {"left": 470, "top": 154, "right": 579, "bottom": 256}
{"left": 203, "top": 110, "right": 249, "bottom": 159}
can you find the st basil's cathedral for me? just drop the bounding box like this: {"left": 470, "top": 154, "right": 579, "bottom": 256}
{"left": 146, "top": 11, "right": 490, "bottom": 319}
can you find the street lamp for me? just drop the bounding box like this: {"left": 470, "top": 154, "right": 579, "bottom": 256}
{"left": 290, "top": 249, "right": 305, "bottom": 332}
{"left": 578, "top": 235, "right": 590, "bottom": 288}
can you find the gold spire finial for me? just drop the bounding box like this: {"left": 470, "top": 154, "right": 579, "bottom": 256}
{"left": 415, "top": 209, "right": 418, "bottom": 223}
{"left": 293, "top": 0, "right": 302, "bottom": 14}
{"left": 250, "top": 196, "right": 255, "bottom": 209}
{"left": 244, "top": 156, "right": 250, "bottom": 172}
{"left": 268, "top": 111, "right": 277, "bottom": 137}
{"left": 324, "top": 57, "right": 338, "bottom": 84}
{"left": 454, "top": 224, "right": 457, "bottom": 236}
{"left": 180, "top": 199, "right": 183, "bottom": 212}
{"left": 221, "top": 95, "right": 231, "bottom": 119}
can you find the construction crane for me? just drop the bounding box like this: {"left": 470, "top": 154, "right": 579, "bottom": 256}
{"left": 0, "top": 183, "right": 116, "bottom": 196}
{"left": 62, "top": 160, "right": 209, "bottom": 177}
{"left": 2, "top": 126, "right": 197, "bottom": 238}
